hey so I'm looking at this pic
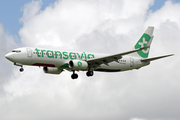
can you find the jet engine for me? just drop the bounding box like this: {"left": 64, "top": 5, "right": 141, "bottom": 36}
{"left": 43, "top": 67, "right": 63, "bottom": 74}
{"left": 69, "top": 60, "right": 88, "bottom": 70}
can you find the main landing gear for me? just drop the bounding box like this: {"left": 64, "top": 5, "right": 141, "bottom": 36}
{"left": 19, "top": 67, "right": 24, "bottom": 72}
{"left": 86, "top": 71, "right": 94, "bottom": 77}
{"left": 71, "top": 70, "right": 94, "bottom": 79}
{"left": 71, "top": 71, "right": 78, "bottom": 79}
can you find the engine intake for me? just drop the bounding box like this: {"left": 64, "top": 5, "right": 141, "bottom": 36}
{"left": 69, "top": 60, "right": 88, "bottom": 70}
{"left": 43, "top": 67, "right": 63, "bottom": 74}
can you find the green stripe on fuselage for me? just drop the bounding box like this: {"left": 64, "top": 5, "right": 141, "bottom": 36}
{"left": 59, "top": 63, "right": 70, "bottom": 69}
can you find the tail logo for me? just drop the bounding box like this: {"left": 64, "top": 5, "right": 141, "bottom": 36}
{"left": 138, "top": 38, "right": 149, "bottom": 53}
{"left": 134, "top": 33, "right": 151, "bottom": 58}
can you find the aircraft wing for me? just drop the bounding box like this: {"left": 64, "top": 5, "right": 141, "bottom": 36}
{"left": 87, "top": 38, "right": 152, "bottom": 69}
{"left": 141, "top": 54, "right": 174, "bottom": 62}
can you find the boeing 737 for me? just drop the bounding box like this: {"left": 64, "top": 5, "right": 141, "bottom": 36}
{"left": 5, "top": 27, "right": 173, "bottom": 79}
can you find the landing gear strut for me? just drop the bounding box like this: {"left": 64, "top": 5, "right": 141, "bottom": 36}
{"left": 71, "top": 71, "right": 78, "bottom": 79}
{"left": 86, "top": 71, "right": 94, "bottom": 77}
{"left": 14, "top": 63, "right": 24, "bottom": 72}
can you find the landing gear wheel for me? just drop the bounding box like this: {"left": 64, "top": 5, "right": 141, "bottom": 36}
{"left": 86, "top": 71, "right": 94, "bottom": 77}
{"left": 20, "top": 68, "right": 24, "bottom": 72}
{"left": 71, "top": 73, "right": 78, "bottom": 79}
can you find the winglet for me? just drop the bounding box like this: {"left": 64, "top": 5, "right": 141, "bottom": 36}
{"left": 139, "top": 36, "right": 153, "bottom": 50}
{"left": 146, "top": 36, "right": 153, "bottom": 48}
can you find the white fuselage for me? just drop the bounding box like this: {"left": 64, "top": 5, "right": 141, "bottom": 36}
{"left": 5, "top": 47, "right": 150, "bottom": 72}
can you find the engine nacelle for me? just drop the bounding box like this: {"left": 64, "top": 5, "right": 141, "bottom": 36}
{"left": 69, "top": 60, "right": 88, "bottom": 70}
{"left": 43, "top": 67, "right": 63, "bottom": 74}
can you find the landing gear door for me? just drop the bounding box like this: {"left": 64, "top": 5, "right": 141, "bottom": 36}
{"left": 27, "top": 48, "right": 32, "bottom": 57}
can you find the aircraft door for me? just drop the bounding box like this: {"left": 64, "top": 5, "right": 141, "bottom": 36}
{"left": 130, "top": 58, "right": 134, "bottom": 67}
{"left": 27, "top": 48, "right": 32, "bottom": 57}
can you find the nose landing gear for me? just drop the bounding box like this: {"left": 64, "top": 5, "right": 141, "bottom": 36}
{"left": 19, "top": 67, "right": 24, "bottom": 72}
{"left": 14, "top": 63, "right": 24, "bottom": 72}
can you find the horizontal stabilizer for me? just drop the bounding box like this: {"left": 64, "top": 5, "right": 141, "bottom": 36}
{"left": 141, "top": 54, "right": 174, "bottom": 62}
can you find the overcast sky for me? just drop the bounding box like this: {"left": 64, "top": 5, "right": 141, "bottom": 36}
{"left": 0, "top": 0, "right": 180, "bottom": 120}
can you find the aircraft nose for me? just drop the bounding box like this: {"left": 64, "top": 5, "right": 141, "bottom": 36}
{"left": 5, "top": 53, "right": 14, "bottom": 61}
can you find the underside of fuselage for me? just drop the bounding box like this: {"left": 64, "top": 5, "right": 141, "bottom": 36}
{"left": 95, "top": 68, "right": 121, "bottom": 72}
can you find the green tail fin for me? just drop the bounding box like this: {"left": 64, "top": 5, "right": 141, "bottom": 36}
{"left": 134, "top": 27, "right": 154, "bottom": 58}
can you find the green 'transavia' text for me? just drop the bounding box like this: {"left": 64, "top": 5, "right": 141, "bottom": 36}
{"left": 35, "top": 48, "right": 95, "bottom": 60}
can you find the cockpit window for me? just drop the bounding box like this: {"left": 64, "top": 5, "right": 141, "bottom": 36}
{"left": 12, "top": 50, "right": 21, "bottom": 53}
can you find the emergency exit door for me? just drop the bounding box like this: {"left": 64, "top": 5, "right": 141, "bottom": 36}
{"left": 27, "top": 48, "right": 32, "bottom": 57}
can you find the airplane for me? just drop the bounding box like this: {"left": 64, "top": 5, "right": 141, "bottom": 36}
{"left": 5, "top": 27, "right": 174, "bottom": 79}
